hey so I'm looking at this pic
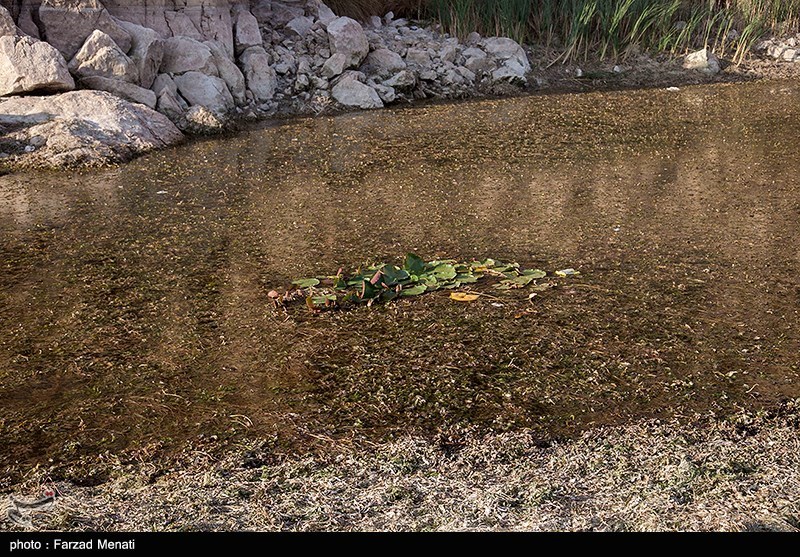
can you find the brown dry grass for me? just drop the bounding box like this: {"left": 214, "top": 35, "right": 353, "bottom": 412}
{"left": 3, "top": 401, "right": 799, "bottom": 531}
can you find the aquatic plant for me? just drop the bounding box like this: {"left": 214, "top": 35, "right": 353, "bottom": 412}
{"left": 272, "top": 254, "right": 578, "bottom": 311}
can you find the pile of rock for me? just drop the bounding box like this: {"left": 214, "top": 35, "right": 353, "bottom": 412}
{"left": 0, "top": 0, "right": 533, "bottom": 167}
{"left": 755, "top": 35, "right": 800, "bottom": 62}
{"left": 259, "top": 6, "right": 531, "bottom": 113}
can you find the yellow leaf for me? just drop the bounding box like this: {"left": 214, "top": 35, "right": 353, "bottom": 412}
{"left": 450, "top": 292, "right": 480, "bottom": 302}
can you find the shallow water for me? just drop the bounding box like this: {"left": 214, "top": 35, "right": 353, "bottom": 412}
{"left": 2, "top": 81, "right": 799, "bottom": 478}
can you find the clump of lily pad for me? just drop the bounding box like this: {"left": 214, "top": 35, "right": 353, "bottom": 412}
{"left": 269, "top": 253, "right": 579, "bottom": 311}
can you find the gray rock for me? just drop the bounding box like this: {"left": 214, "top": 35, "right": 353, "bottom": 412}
{"left": 0, "top": 90, "right": 182, "bottom": 167}
{"left": 16, "top": 0, "right": 39, "bottom": 39}
{"left": 38, "top": 0, "right": 132, "bottom": 60}
{"left": 313, "top": 1, "right": 337, "bottom": 26}
{"left": 286, "top": 16, "right": 313, "bottom": 37}
{"left": 405, "top": 48, "right": 431, "bottom": 67}
{"left": 491, "top": 65, "right": 526, "bottom": 86}
{"left": 327, "top": 17, "right": 369, "bottom": 69}
{"left": 482, "top": 37, "right": 530, "bottom": 73}
{"left": 465, "top": 55, "right": 495, "bottom": 75}
{"left": 418, "top": 68, "right": 437, "bottom": 81}
{"left": 456, "top": 66, "right": 476, "bottom": 82}
{"left": 0, "top": 7, "right": 19, "bottom": 36}
{"left": 294, "top": 73, "right": 309, "bottom": 92}
{"left": 466, "top": 31, "right": 481, "bottom": 46}
{"left": 80, "top": 75, "right": 157, "bottom": 109}
{"left": 234, "top": 10, "right": 262, "bottom": 55}
{"left": 156, "top": 89, "right": 186, "bottom": 122}
{"left": 297, "top": 59, "right": 311, "bottom": 75}
{"left": 310, "top": 75, "right": 329, "bottom": 90}
{"left": 372, "top": 83, "right": 395, "bottom": 103}
{"left": 239, "top": 45, "right": 276, "bottom": 102}
{"left": 160, "top": 37, "right": 216, "bottom": 75}
{"left": 181, "top": 105, "right": 225, "bottom": 134}
{"left": 322, "top": 52, "right": 348, "bottom": 78}
{"left": 332, "top": 73, "right": 383, "bottom": 109}
{"left": 383, "top": 69, "right": 415, "bottom": 91}
{"left": 463, "top": 47, "right": 486, "bottom": 59}
{"left": 0, "top": 35, "right": 75, "bottom": 96}
{"left": 117, "top": 21, "right": 163, "bottom": 90}
{"left": 164, "top": 11, "right": 203, "bottom": 40}
{"left": 361, "top": 48, "right": 406, "bottom": 78}
{"left": 368, "top": 15, "right": 382, "bottom": 29}
{"left": 440, "top": 44, "right": 457, "bottom": 64}
{"left": 683, "top": 47, "right": 720, "bottom": 75}
{"left": 151, "top": 73, "right": 178, "bottom": 97}
{"left": 205, "top": 40, "right": 246, "bottom": 104}
{"left": 69, "top": 30, "right": 139, "bottom": 83}
{"left": 270, "top": 2, "right": 305, "bottom": 26}
{"left": 174, "top": 71, "right": 234, "bottom": 115}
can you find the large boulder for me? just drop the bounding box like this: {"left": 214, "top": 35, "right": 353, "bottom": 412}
{"left": 321, "top": 52, "right": 347, "bottom": 78}
{"left": 482, "top": 37, "right": 530, "bottom": 81}
{"left": 38, "top": 0, "right": 132, "bottom": 60}
{"left": 160, "top": 36, "right": 216, "bottom": 75}
{"left": 181, "top": 3, "right": 234, "bottom": 57}
{"left": 326, "top": 17, "right": 368, "bottom": 70}
{"left": 331, "top": 72, "right": 382, "bottom": 109}
{"left": 360, "top": 48, "right": 406, "bottom": 78}
{"left": 151, "top": 73, "right": 178, "bottom": 96}
{"left": 0, "top": 90, "right": 182, "bottom": 167}
{"left": 80, "top": 75, "right": 157, "bottom": 108}
{"left": 180, "top": 104, "right": 225, "bottom": 135}
{"left": 68, "top": 30, "right": 139, "bottom": 83}
{"left": 285, "top": 16, "right": 313, "bottom": 38}
{"left": 233, "top": 9, "right": 261, "bottom": 55}
{"left": 683, "top": 47, "right": 720, "bottom": 75}
{"left": 164, "top": 11, "right": 203, "bottom": 40}
{"left": 311, "top": 0, "right": 336, "bottom": 26}
{"left": 117, "top": 21, "right": 163, "bottom": 89}
{"left": 155, "top": 88, "right": 187, "bottom": 122}
{"left": 0, "top": 6, "right": 19, "bottom": 36}
{"left": 0, "top": 34, "right": 75, "bottom": 96}
{"left": 205, "top": 40, "right": 245, "bottom": 104}
{"left": 173, "top": 71, "right": 234, "bottom": 115}
{"left": 239, "top": 45, "right": 276, "bottom": 102}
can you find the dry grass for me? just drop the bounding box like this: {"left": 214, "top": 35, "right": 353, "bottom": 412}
{"left": 4, "top": 401, "right": 799, "bottom": 531}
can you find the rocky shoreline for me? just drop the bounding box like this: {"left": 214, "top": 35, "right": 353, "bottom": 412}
{"left": 0, "top": 0, "right": 799, "bottom": 170}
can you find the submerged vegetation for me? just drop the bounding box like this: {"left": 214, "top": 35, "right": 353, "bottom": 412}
{"left": 331, "top": 1, "right": 800, "bottom": 62}
{"left": 274, "top": 254, "right": 577, "bottom": 311}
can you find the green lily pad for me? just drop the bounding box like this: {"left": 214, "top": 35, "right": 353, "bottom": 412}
{"left": 403, "top": 253, "right": 426, "bottom": 275}
{"left": 292, "top": 278, "right": 320, "bottom": 288}
{"left": 382, "top": 265, "right": 410, "bottom": 285}
{"left": 401, "top": 284, "right": 427, "bottom": 296}
{"left": 521, "top": 269, "right": 547, "bottom": 279}
{"left": 432, "top": 263, "right": 457, "bottom": 280}
{"left": 311, "top": 294, "right": 337, "bottom": 306}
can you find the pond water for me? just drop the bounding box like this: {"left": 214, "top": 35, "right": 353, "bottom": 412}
{"left": 2, "top": 80, "right": 799, "bottom": 477}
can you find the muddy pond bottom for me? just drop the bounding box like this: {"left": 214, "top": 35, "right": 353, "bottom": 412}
{"left": 2, "top": 80, "right": 800, "bottom": 481}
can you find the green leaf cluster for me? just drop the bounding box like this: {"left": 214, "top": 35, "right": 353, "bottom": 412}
{"left": 288, "top": 253, "right": 556, "bottom": 309}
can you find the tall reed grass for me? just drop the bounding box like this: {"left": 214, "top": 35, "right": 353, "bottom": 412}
{"left": 333, "top": 1, "right": 800, "bottom": 63}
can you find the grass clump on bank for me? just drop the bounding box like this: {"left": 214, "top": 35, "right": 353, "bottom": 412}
{"left": 332, "top": 1, "right": 800, "bottom": 63}
{"left": 427, "top": 0, "right": 800, "bottom": 62}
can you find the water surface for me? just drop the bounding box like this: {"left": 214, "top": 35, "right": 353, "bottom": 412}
{"left": 2, "top": 81, "right": 799, "bottom": 479}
